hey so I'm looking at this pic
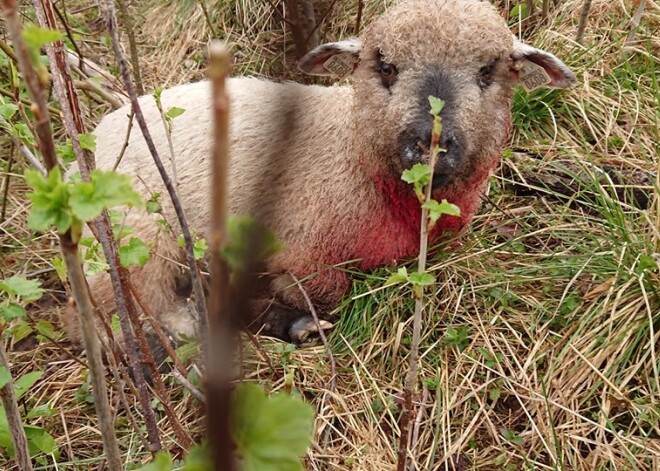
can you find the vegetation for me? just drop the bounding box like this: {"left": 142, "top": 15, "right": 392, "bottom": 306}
{"left": 1, "top": 0, "right": 658, "bottom": 469}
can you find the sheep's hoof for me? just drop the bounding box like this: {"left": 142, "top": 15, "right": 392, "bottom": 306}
{"left": 289, "top": 317, "right": 333, "bottom": 346}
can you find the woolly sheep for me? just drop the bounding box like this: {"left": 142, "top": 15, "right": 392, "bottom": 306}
{"left": 63, "top": 0, "right": 575, "bottom": 346}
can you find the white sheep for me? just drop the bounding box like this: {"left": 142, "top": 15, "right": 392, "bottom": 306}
{"left": 63, "top": 0, "right": 575, "bottom": 345}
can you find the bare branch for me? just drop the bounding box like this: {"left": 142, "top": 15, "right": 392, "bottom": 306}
{"left": 0, "top": 343, "right": 33, "bottom": 471}
{"left": 99, "top": 0, "right": 208, "bottom": 334}
{"left": 0, "top": 2, "right": 123, "bottom": 468}
{"left": 576, "top": 0, "right": 592, "bottom": 44}
{"left": 116, "top": 0, "right": 144, "bottom": 95}
{"left": 206, "top": 40, "right": 237, "bottom": 471}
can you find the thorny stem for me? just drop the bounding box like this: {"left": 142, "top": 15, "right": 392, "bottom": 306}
{"left": 35, "top": 0, "right": 162, "bottom": 454}
{"left": 396, "top": 113, "right": 443, "bottom": 471}
{"left": 100, "top": 0, "right": 209, "bottom": 331}
{"left": 0, "top": 1, "right": 123, "bottom": 469}
{"left": 0, "top": 342, "right": 33, "bottom": 471}
{"left": 206, "top": 41, "right": 236, "bottom": 471}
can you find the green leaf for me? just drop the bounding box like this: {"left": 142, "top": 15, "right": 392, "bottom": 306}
{"left": 428, "top": 96, "right": 445, "bottom": 117}
{"left": 0, "top": 367, "right": 11, "bottom": 389}
{"left": 165, "top": 107, "right": 185, "bottom": 120}
{"left": 0, "top": 303, "right": 27, "bottom": 321}
{"left": 25, "top": 168, "right": 73, "bottom": 233}
{"left": 193, "top": 238, "right": 207, "bottom": 260}
{"left": 146, "top": 192, "right": 162, "bottom": 214}
{"left": 408, "top": 271, "right": 435, "bottom": 287}
{"left": 0, "top": 275, "right": 44, "bottom": 302}
{"left": 119, "top": 237, "right": 150, "bottom": 267}
{"left": 136, "top": 451, "right": 173, "bottom": 471}
{"left": 232, "top": 383, "right": 314, "bottom": 471}
{"left": 182, "top": 445, "right": 212, "bottom": 471}
{"left": 69, "top": 169, "right": 142, "bottom": 222}
{"left": 401, "top": 164, "right": 432, "bottom": 202}
{"left": 35, "top": 320, "right": 57, "bottom": 340}
{"left": 22, "top": 25, "right": 62, "bottom": 52}
{"left": 78, "top": 133, "right": 96, "bottom": 151}
{"left": 24, "top": 425, "right": 59, "bottom": 456}
{"left": 422, "top": 199, "right": 461, "bottom": 226}
{"left": 26, "top": 404, "right": 56, "bottom": 419}
{"left": 223, "top": 216, "right": 281, "bottom": 275}
{"left": 14, "top": 371, "right": 43, "bottom": 400}
{"left": 384, "top": 266, "right": 409, "bottom": 286}
{"left": 52, "top": 256, "right": 67, "bottom": 283}
{"left": 501, "top": 428, "right": 523, "bottom": 445}
{"left": 0, "top": 102, "right": 18, "bottom": 120}
{"left": 10, "top": 320, "right": 33, "bottom": 343}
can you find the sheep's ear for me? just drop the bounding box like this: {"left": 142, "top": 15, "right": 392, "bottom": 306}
{"left": 298, "top": 39, "right": 362, "bottom": 78}
{"left": 511, "top": 39, "right": 576, "bottom": 91}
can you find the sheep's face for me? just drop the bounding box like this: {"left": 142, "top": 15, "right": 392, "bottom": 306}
{"left": 299, "top": 0, "right": 575, "bottom": 190}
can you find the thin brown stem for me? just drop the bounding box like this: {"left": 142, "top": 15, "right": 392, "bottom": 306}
{"left": 625, "top": 0, "right": 649, "bottom": 50}
{"left": 100, "top": 0, "right": 208, "bottom": 335}
{"left": 34, "top": 0, "right": 162, "bottom": 453}
{"left": 116, "top": 0, "right": 144, "bottom": 95}
{"left": 0, "top": 141, "right": 14, "bottom": 224}
{"left": 354, "top": 0, "right": 363, "bottom": 35}
{"left": 0, "top": 1, "right": 123, "bottom": 468}
{"left": 206, "top": 40, "right": 236, "bottom": 471}
{"left": 576, "top": 0, "right": 592, "bottom": 44}
{"left": 396, "top": 114, "right": 442, "bottom": 471}
{"left": 0, "top": 342, "right": 33, "bottom": 471}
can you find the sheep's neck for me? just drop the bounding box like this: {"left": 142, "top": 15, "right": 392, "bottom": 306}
{"left": 352, "top": 155, "right": 498, "bottom": 270}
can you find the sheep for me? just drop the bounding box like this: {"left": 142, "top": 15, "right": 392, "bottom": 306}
{"left": 63, "top": 0, "right": 575, "bottom": 347}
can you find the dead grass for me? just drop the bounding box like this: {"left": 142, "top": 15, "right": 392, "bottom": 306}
{"left": 1, "top": 0, "right": 659, "bottom": 469}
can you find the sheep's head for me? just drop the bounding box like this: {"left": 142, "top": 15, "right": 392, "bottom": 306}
{"left": 299, "top": 0, "right": 575, "bottom": 191}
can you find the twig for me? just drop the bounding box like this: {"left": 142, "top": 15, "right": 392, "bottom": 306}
{"left": 116, "top": 0, "right": 144, "bottom": 95}
{"left": 575, "top": 0, "right": 592, "bottom": 44}
{"left": 264, "top": 0, "right": 294, "bottom": 26}
{"left": 198, "top": 0, "right": 218, "bottom": 37}
{"left": 113, "top": 111, "right": 134, "bottom": 170}
{"left": 0, "top": 115, "right": 48, "bottom": 175}
{"left": 304, "top": 0, "right": 339, "bottom": 44}
{"left": 291, "top": 273, "right": 336, "bottom": 392}
{"left": 408, "top": 387, "right": 429, "bottom": 471}
{"left": 0, "top": 141, "right": 13, "bottom": 224}
{"left": 172, "top": 369, "right": 206, "bottom": 403}
{"left": 624, "top": 0, "right": 649, "bottom": 50}
{"left": 0, "top": 0, "right": 122, "bottom": 467}
{"left": 0, "top": 87, "right": 61, "bottom": 116}
{"left": 284, "top": 0, "right": 309, "bottom": 59}
{"left": 100, "top": 0, "right": 208, "bottom": 334}
{"left": 51, "top": 1, "right": 85, "bottom": 71}
{"left": 0, "top": 342, "right": 33, "bottom": 471}
{"left": 354, "top": 0, "right": 363, "bottom": 35}
{"left": 34, "top": 0, "right": 162, "bottom": 454}
{"left": 0, "top": 35, "right": 18, "bottom": 62}
{"left": 154, "top": 95, "right": 179, "bottom": 188}
{"left": 73, "top": 78, "right": 125, "bottom": 109}
{"left": 396, "top": 105, "right": 443, "bottom": 471}
{"left": 206, "top": 40, "right": 236, "bottom": 471}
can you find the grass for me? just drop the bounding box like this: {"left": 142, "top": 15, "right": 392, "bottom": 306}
{"left": 1, "top": 0, "right": 660, "bottom": 469}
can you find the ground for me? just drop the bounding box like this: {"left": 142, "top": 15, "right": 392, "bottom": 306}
{"left": 1, "top": 0, "right": 659, "bottom": 469}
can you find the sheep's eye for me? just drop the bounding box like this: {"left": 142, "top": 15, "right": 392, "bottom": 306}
{"left": 478, "top": 60, "right": 498, "bottom": 89}
{"left": 376, "top": 53, "right": 399, "bottom": 89}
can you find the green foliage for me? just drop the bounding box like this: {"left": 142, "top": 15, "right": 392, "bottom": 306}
{"left": 223, "top": 216, "right": 281, "bottom": 275}
{"left": 384, "top": 266, "right": 435, "bottom": 289}
{"left": 165, "top": 106, "right": 186, "bottom": 121}
{"left": 25, "top": 167, "right": 142, "bottom": 239}
{"left": 442, "top": 326, "right": 470, "bottom": 351}
{"left": 69, "top": 170, "right": 142, "bottom": 221}
{"left": 232, "top": 383, "right": 314, "bottom": 471}
{"left": 422, "top": 199, "right": 460, "bottom": 228}
{"left": 501, "top": 428, "right": 523, "bottom": 445}
{"left": 177, "top": 234, "right": 208, "bottom": 260}
{"left": 146, "top": 192, "right": 163, "bottom": 214}
{"left": 119, "top": 237, "right": 151, "bottom": 267}
{"left": 0, "top": 369, "right": 58, "bottom": 459}
{"left": 21, "top": 24, "right": 62, "bottom": 74}
{"left": 0, "top": 275, "right": 44, "bottom": 325}
{"left": 401, "top": 164, "right": 431, "bottom": 203}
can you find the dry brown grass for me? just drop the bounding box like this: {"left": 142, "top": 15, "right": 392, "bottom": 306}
{"left": 1, "top": 0, "right": 659, "bottom": 469}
